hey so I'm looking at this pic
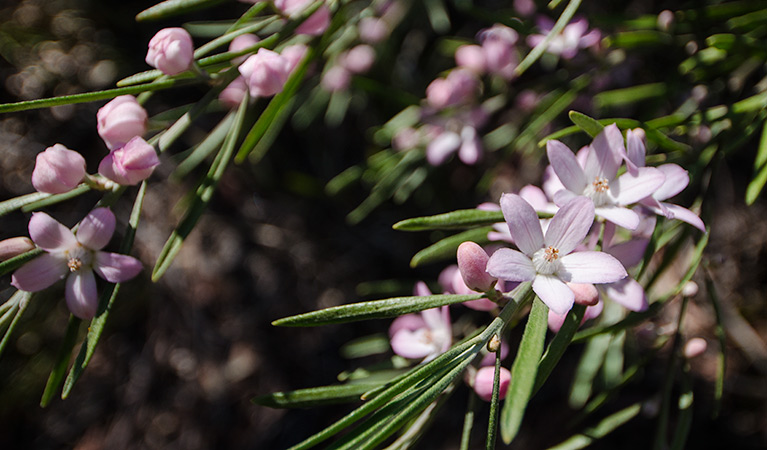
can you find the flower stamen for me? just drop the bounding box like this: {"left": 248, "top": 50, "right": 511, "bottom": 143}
{"left": 68, "top": 257, "right": 82, "bottom": 273}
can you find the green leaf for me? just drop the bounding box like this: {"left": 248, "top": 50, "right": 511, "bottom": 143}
{"left": 605, "top": 30, "right": 672, "bottom": 48}
{"left": 746, "top": 120, "right": 767, "bottom": 204}
{"left": 500, "top": 298, "right": 549, "bottom": 444}
{"left": 410, "top": 227, "right": 492, "bottom": 268}
{"left": 273, "top": 294, "right": 484, "bottom": 327}
{"left": 152, "top": 92, "right": 249, "bottom": 281}
{"left": 593, "top": 83, "right": 667, "bottom": 109}
{"left": 172, "top": 111, "right": 236, "bottom": 179}
{"left": 704, "top": 269, "right": 726, "bottom": 418}
{"left": 533, "top": 304, "right": 586, "bottom": 394}
{"left": 340, "top": 334, "right": 390, "bottom": 359}
{"left": 0, "top": 291, "right": 33, "bottom": 361}
{"left": 62, "top": 182, "right": 148, "bottom": 398}
{"left": 253, "top": 383, "right": 385, "bottom": 408}
{"left": 0, "top": 192, "right": 49, "bottom": 217}
{"left": 546, "top": 403, "right": 642, "bottom": 450}
{"left": 569, "top": 111, "right": 605, "bottom": 137}
{"left": 394, "top": 210, "right": 504, "bottom": 231}
{"left": 40, "top": 315, "right": 81, "bottom": 407}
{"left": 136, "top": 0, "right": 227, "bottom": 21}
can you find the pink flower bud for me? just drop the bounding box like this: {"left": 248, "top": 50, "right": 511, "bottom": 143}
{"left": 239, "top": 48, "right": 291, "bottom": 97}
{"left": 97, "top": 95, "right": 148, "bottom": 150}
{"left": 455, "top": 45, "right": 486, "bottom": 74}
{"left": 98, "top": 137, "right": 160, "bottom": 185}
{"left": 281, "top": 44, "right": 309, "bottom": 73}
{"left": 340, "top": 45, "right": 375, "bottom": 74}
{"left": 146, "top": 27, "right": 195, "bottom": 76}
{"left": 31, "top": 144, "right": 86, "bottom": 194}
{"left": 296, "top": 6, "right": 331, "bottom": 36}
{"left": 473, "top": 366, "right": 511, "bottom": 401}
{"left": 0, "top": 237, "right": 35, "bottom": 261}
{"left": 358, "top": 17, "right": 390, "bottom": 44}
{"left": 219, "top": 76, "right": 249, "bottom": 108}
{"left": 567, "top": 282, "right": 599, "bottom": 306}
{"left": 426, "top": 69, "right": 478, "bottom": 109}
{"left": 684, "top": 337, "right": 707, "bottom": 359}
{"left": 457, "top": 241, "right": 496, "bottom": 292}
{"left": 229, "top": 34, "right": 260, "bottom": 65}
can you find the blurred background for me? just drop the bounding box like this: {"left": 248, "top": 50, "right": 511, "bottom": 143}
{"left": 1, "top": 0, "right": 767, "bottom": 448}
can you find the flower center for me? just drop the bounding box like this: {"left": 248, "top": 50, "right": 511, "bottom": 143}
{"left": 64, "top": 245, "right": 92, "bottom": 273}
{"left": 67, "top": 257, "right": 83, "bottom": 273}
{"left": 532, "top": 245, "right": 562, "bottom": 275}
{"left": 584, "top": 176, "right": 613, "bottom": 207}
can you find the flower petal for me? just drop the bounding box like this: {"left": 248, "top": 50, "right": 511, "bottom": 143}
{"left": 612, "top": 167, "right": 666, "bottom": 206}
{"left": 426, "top": 131, "right": 460, "bottom": 165}
{"left": 76, "top": 208, "right": 116, "bottom": 250}
{"left": 547, "top": 140, "right": 587, "bottom": 194}
{"left": 65, "top": 269, "right": 99, "bottom": 319}
{"left": 602, "top": 278, "right": 647, "bottom": 312}
{"left": 559, "top": 251, "right": 627, "bottom": 284}
{"left": 11, "top": 253, "right": 68, "bottom": 292}
{"left": 93, "top": 252, "right": 143, "bottom": 283}
{"left": 653, "top": 164, "right": 690, "bottom": 201}
{"left": 606, "top": 238, "right": 649, "bottom": 268}
{"left": 458, "top": 126, "right": 482, "bottom": 165}
{"left": 544, "top": 196, "right": 594, "bottom": 255}
{"left": 586, "top": 124, "right": 624, "bottom": 180}
{"left": 390, "top": 329, "right": 434, "bottom": 359}
{"left": 595, "top": 205, "right": 640, "bottom": 230}
{"left": 532, "top": 274, "right": 573, "bottom": 315}
{"left": 486, "top": 248, "right": 536, "bottom": 281}
{"left": 389, "top": 314, "right": 426, "bottom": 337}
{"left": 625, "top": 129, "right": 645, "bottom": 172}
{"left": 661, "top": 203, "right": 706, "bottom": 232}
{"left": 28, "top": 212, "right": 77, "bottom": 251}
{"left": 499, "top": 194, "right": 544, "bottom": 255}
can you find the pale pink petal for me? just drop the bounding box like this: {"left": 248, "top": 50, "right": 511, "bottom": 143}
{"left": 28, "top": 212, "right": 77, "bottom": 251}
{"left": 473, "top": 366, "right": 511, "bottom": 401}
{"left": 584, "top": 298, "right": 604, "bottom": 320}
{"left": 587, "top": 124, "right": 624, "bottom": 180}
{"left": 463, "top": 298, "right": 498, "bottom": 311}
{"left": 547, "top": 309, "right": 568, "bottom": 332}
{"left": 661, "top": 203, "right": 706, "bottom": 232}
{"left": 76, "top": 208, "right": 116, "bottom": 250}
{"left": 559, "top": 251, "right": 627, "bottom": 284}
{"left": 542, "top": 165, "right": 566, "bottom": 200}
{"left": 390, "top": 329, "right": 434, "bottom": 359}
{"left": 552, "top": 188, "right": 580, "bottom": 207}
{"left": 606, "top": 238, "right": 649, "bottom": 268}
{"left": 602, "top": 277, "right": 647, "bottom": 312}
{"left": 595, "top": 205, "right": 640, "bottom": 230}
{"left": 653, "top": 164, "right": 689, "bottom": 201}
{"left": 414, "top": 280, "right": 433, "bottom": 297}
{"left": 93, "top": 252, "right": 143, "bottom": 283}
{"left": 389, "top": 314, "right": 426, "bottom": 338}
{"left": 499, "top": 194, "right": 544, "bottom": 255}
{"left": 613, "top": 167, "right": 667, "bottom": 205}
{"left": 486, "top": 248, "right": 536, "bottom": 281}
{"left": 65, "top": 269, "right": 99, "bottom": 319}
{"left": 625, "top": 129, "right": 645, "bottom": 172}
{"left": 533, "top": 274, "right": 574, "bottom": 315}
{"left": 519, "top": 185, "right": 549, "bottom": 211}
{"left": 426, "top": 131, "right": 461, "bottom": 165}
{"left": 544, "top": 196, "right": 594, "bottom": 255}
{"left": 11, "top": 253, "right": 68, "bottom": 292}
{"left": 547, "top": 140, "right": 587, "bottom": 194}
{"left": 458, "top": 126, "right": 482, "bottom": 165}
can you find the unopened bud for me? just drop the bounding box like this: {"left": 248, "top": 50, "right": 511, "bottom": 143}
{"left": 0, "top": 237, "right": 35, "bottom": 261}
{"left": 682, "top": 281, "right": 698, "bottom": 297}
{"left": 567, "top": 282, "right": 599, "bottom": 306}
{"left": 487, "top": 334, "right": 501, "bottom": 353}
{"left": 457, "top": 241, "right": 496, "bottom": 292}
{"left": 473, "top": 366, "right": 511, "bottom": 401}
{"left": 684, "top": 337, "right": 707, "bottom": 359}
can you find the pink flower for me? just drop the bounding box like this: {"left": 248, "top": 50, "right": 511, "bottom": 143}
{"left": 457, "top": 241, "right": 496, "bottom": 292}
{"left": 281, "top": 44, "right": 309, "bottom": 73}
{"left": 98, "top": 137, "right": 160, "bottom": 185}
{"left": 478, "top": 24, "right": 519, "bottom": 79}
{"left": 339, "top": 45, "right": 375, "bottom": 74}
{"left": 527, "top": 16, "right": 601, "bottom": 59}
{"left": 596, "top": 221, "right": 649, "bottom": 312}
{"left": 625, "top": 129, "right": 706, "bottom": 232}
{"left": 11, "top": 208, "right": 143, "bottom": 319}
{"left": 0, "top": 237, "right": 35, "bottom": 261}
{"left": 358, "top": 17, "right": 390, "bottom": 44}
{"left": 425, "top": 69, "right": 478, "bottom": 109}
{"left": 239, "top": 48, "right": 291, "bottom": 98}
{"left": 455, "top": 45, "right": 487, "bottom": 74}
{"left": 275, "top": 0, "right": 330, "bottom": 36}
{"left": 472, "top": 366, "right": 512, "bottom": 401}
{"left": 321, "top": 65, "right": 351, "bottom": 92}
{"left": 97, "top": 95, "right": 148, "bottom": 150}
{"left": 389, "top": 282, "right": 451, "bottom": 362}
{"left": 487, "top": 195, "right": 627, "bottom": 315}
{"left": 425, "top": 108, "right": 487, "bottom": 166}
{"left": 546, "top": 124, "right": 667, "bottom": 230}
{"left": 146, "top": 27, "right": 195, "bottom": 76}
{"left": 31, "top": 144, "right": 86, "bottom": 194}
{"left": 547, "top": 298, "right": 603, "bottom": 332}
{"left": 219, "top": 76, "right": 250, "bottom": 108}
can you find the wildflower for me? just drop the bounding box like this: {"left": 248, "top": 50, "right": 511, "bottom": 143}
{"left": 321, "top": 66, "right": 351, "bottom": 92}
{"left": 477, "top": 24, "right": 519, "bottom": 79}
{"left": 486, "top": 195, "right": 627, "bottom": 315}
{"left": 239, "top": 48, "right": 291, "bottom": 97}
{"left": 339, "top": 45, "right": 375, "bottom": 74}
{"left": 389, "top": 282, "right": 451, "bottom": 362}
{"left": 625, "top": 129, "right": 706, "bottom": 232}
{"left": 457, "top": 241, "right": 497, "bottom": 292}
{"left": 229, "top": 34, "right": 260, "bottom": 66}
{"left": 219, "top": 77, "right": 249, "bottom": 108}
{"left": 425, "top": 69, "right": 479, "bottom": 110}
{"left": 274, "top": 0, "right": 330, "bottom": 36}
{"left": 11, "top": 208, "right": 143, "bottom": 319}
{"left": 597, "top": 221, "right": 649, "bottom": 312}
{"left": 527, "top": 16, "right": 601, "bottom": 59}
{"left": 98, "top": 137, "right": 160, "bottom": 186}
{"left": 0, "top": 237, "right": 35, "bottom": 261}
{"left": 547, "top": 298, "right": 604, "bottom": 332}
{"left": 145, "top": 28, "right": 195, "bottom": 76}
{"left": 546, "top": 124, "right": 666, "bottom": 230}
{"left": 358, "top": 17, "right": 390, "bottom": 44}
{"left": 425, "top": 107, "right": 486, "bottom": 165}
{"left": 97, "top": 95, "right": 148, "bottom": 150}
{"left": 31, "top": 144, "right": 86, "bottom": 194}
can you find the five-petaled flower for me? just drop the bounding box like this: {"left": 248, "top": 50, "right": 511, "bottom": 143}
{"left": 486, "top": 194, "right": 627, "bottom": 315}
{"left": 389, "top": 282, "right": 452, "bottom": 363}
{"left": 11, "top": 208, "right": 143, "bottom": 320}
